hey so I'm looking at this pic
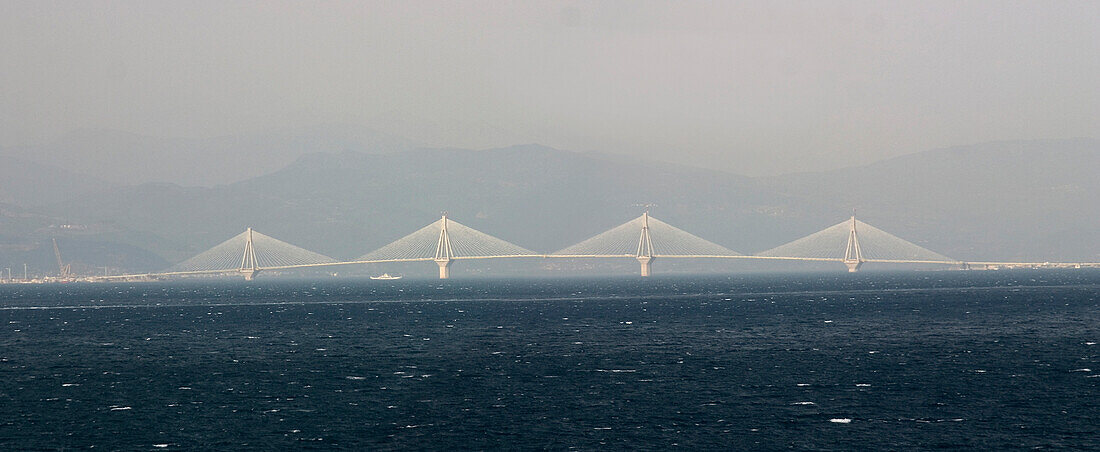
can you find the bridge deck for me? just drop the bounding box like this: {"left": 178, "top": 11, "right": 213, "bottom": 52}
{"left": 84, "top": 254, "right": 1100, "bottom": 282}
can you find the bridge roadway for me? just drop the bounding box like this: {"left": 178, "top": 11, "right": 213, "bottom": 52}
{"left": 50, "top": 213, "right": 1100, "bottom": 282}
{"left": 82, "top": 254, "right": 1100, "bottom": 282}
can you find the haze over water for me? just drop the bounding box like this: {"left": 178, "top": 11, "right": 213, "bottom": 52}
{"left": 1, "top": 271, "right": 1097, "bottom": 449}
{"left": 2, "top": 2, "right": 1098, "bottom": 449}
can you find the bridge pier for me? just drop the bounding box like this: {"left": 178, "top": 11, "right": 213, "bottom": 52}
{"left": 637, "top": 256, "right": 654, "bottom": 277}
{"left": 435, "top": 258, "right": 453, "bottom": 279}
{"left": 843, "top": 259, "right": 862, "bottom": 273}
{"left": 241, "top": 268, "right": 259, "bottom": 281}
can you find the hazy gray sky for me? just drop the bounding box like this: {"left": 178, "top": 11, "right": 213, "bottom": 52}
{"left": 1, "top": 1, "right": 1098, "bottom": 175}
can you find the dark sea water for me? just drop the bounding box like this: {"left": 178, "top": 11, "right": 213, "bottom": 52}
{"left": 1, "top": 271, "right": 1098, "bottom": 450}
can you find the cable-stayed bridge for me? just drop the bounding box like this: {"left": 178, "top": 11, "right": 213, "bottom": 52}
{"left": 357, "top": 214, "right": 535, "bottom": 278}
{"left": 551, "top": 212, "right": 740, "bottom": 276}
{"left": 757, "top": 216, "right": 954, "bottom": 272}
{"left": 90, "top": 212, "right": 1099, "bottom": 281}
{"left": 169, "top": 228, "right": 337, "bottom": 280}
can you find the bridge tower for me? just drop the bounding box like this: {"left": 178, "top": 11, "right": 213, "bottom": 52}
{"left": 434, "top": 214, "right": 455, "bottom": 279}
{"left": 843, "top": 215, "right": 864, "bottom": 272}
{"left": 239, "top": 227, "right": 260, "bottom": 280}
{"left": 635, "top": 211, "right": 655, "bottom": 277}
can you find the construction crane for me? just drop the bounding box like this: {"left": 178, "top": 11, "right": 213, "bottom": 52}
{"left": 53, "top": 238, "right": 71, "bottom": 278}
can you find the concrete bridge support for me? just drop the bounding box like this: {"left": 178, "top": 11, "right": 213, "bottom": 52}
{"left": 436, "top": 258, "right": 453, "bottom": 279}
{"left": 637, "top": 256, "right": 654, "bottom": 277}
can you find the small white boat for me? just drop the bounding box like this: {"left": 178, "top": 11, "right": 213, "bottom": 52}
{"left": 370, "top": 273, "right": 402, "bottom": 280}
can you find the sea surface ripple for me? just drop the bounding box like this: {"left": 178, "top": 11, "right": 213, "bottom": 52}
{"left": 1, "top": 271, "right": 1097, "bottom": 450}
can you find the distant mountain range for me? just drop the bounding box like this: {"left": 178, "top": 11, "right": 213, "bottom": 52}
{"left": 0, "top": 125, "right": 420, "bottom": 186}
{"left": 760, "top": 138, "right": 1100, "bottom": 260}
{"left": 0, "top": 157, "right": 114, "bottom": 206}
{"left": 1, "top": 135, "right": 1097, "bottom": 275}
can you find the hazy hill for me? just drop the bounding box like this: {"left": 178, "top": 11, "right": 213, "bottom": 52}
{"left": 0, "top": 125, "right": 420, "bottom": 186}
{"left": 46, "top": 145, "right": 833, "bottom": 263}
{"left": 761, "top": 138, "right": 1100, "bottom": 260}
{"left": 0, "top": 200, "right": 170, "bottom": 276}
{"left": 0, "top": 157, "right": 114, "bottom": 207}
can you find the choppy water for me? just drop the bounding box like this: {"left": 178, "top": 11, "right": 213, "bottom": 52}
{"left": 1, "top": 271, "right": 1098, "bottom": 450}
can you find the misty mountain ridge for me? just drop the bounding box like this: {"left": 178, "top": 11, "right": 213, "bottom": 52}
{"left": 760, "top": 138, "right": 1100, "bottom": 259}
{"left": 0, "top": 157, "right": 115, "bottom": 207}
{"left": 37, "top": 143, "right": 816, "bottom": 263}
{"left": 1, "top": 138, "right": 1098, "bottom": 274}
{"left": 0, "top": 125, "right": 421, "bottom": 186}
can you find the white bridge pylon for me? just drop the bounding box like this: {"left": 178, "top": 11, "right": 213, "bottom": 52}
{"left": 357, "top": 214, "right": 536, "bottom": 279}
{"left": 170, "top": 227, "right": 337, "bottom": 280}
{"left": 551, "top": 212, "right": 740, "bottom": 276}
{"left": 756, "top": 215, "right": 957, "bottom": 272}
